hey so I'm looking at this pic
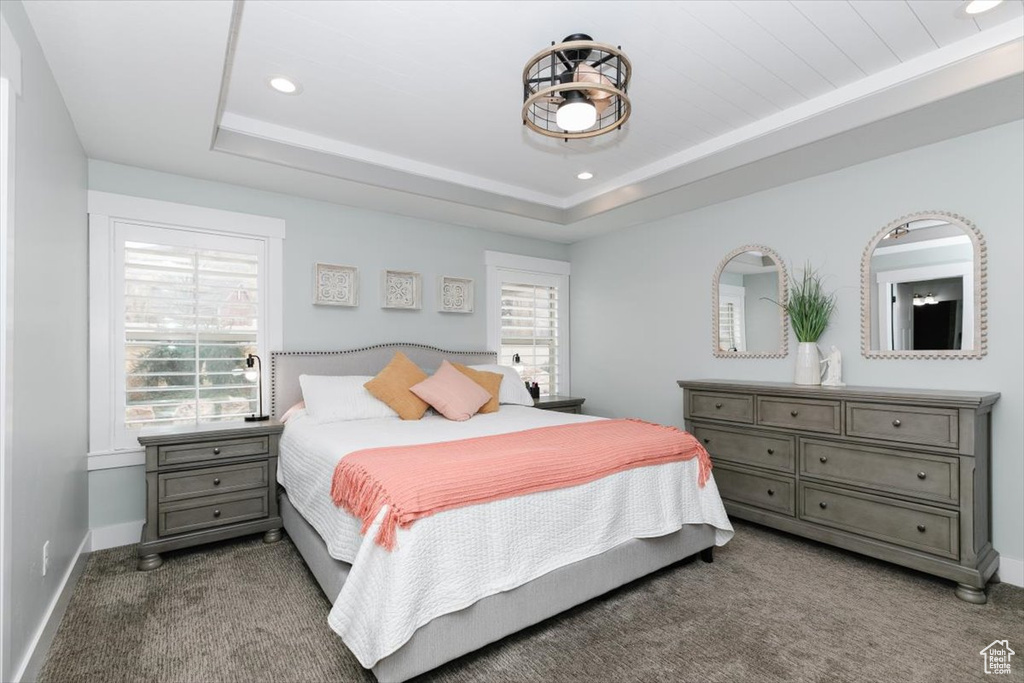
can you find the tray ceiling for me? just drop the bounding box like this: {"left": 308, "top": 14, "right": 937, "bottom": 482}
{"left": 23, "top": 0, "right": 1024, "bottom": 242}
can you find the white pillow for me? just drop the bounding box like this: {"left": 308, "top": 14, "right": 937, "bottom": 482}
{"left": 468, "top": 364, "right": 535, "bottom": 406}
{"left": 298, "top": 375, "right": 398, "bottom": 423}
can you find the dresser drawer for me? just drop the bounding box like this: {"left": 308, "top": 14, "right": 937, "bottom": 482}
{"left": 158, "top": 490, "right": 269, "bottom": 537}
{"left": 800, "top": 439, "right": 958, "bottom": 504}
{"left": 799, "top": 483, "right": 958, "bottom": 559}
{"left": 714, "top": 465, "right": 795, "bottom": 516}
{"left": 689, "top": 392, "right": 754, "bottom": 424}
{"left": 157, "top": 461, "right": 269, "bottom": 503}
{"left": 757, "top": 397, "right": 841, "bottom": 434}
{"left": 692, "top": 425, "right": 794, "bottom": 473}
{"left": 846, "top": 403, "right": 959, "bottom": 449}
{"left": 157, "top": 436, "right": 270, "bottom": 468}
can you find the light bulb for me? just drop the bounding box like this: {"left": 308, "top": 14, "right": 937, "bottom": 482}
{"left": 244, "top": 368, "right": 259, "bottom": 382}
{"left": 556, "top": 95, "right": 597, "bottom": 132}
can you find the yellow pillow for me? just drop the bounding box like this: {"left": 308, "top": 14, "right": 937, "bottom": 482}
{"left": 451, "top": 362, "right": 503, "bottom": 414}
{"left": 364, "top": 352, "right": 430, "bottom": 420}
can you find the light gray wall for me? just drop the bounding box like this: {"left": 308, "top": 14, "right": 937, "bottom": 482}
{"left": 569, "top": 120, "right": 1024, "bottom": 566}
{"left": 742, "top": 272, "right": 779, "bottom": 353}
{"left": 86, "top": 160, "right": 569, "bottom": 532}
{"left": 1, "top": 1, "right": 89, "bottom": 679}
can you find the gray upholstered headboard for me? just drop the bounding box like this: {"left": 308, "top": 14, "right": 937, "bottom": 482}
{"left": 270, "top": 343, "right": 497, "bottom": 419}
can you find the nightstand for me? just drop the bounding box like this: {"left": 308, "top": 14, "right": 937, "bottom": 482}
{"left": 136, "top": 420, "right": 284, "bottom": 571}
{"left": 534, "top": 395, "right": 586, "bottom": 414}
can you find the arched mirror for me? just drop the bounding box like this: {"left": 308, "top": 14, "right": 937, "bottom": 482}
{"left": 712, "top": 245, "right": 789, "bottom": 358}
{"left": 861, "top": 211, "right": 986, "bottom": 359}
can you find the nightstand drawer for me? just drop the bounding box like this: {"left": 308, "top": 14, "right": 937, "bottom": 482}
{"left": 714, "top": 465, "right": 794, "bottom": 516}
{"left": 693, "top": 425, "right": 794, "bottom": 473}
{"left": 799, "top": 483, "right": 958, "bottom": 559}
{"left": 800, "top": 439, "right": 958, "bottom": 503}
{"left": 846, "top": 402, "right": 959, "bottom": 449}
{"left": 757, "top": 397, "right": 841, "bottom": 434}
{"left": 158, "top": 490, "right": 269, "bottom": 537}
{"left": 689, "top": 392, "right": 754, "bottom": 424}
{"left": 158, "top": 461, "right": 269, "bottom": 503}
{"left": 157, "top": 436, "right": 269, "bottom": 468}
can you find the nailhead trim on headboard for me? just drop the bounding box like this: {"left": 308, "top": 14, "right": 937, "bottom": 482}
{"left": 270, "top": 343, "right": 496, "bottom": 417}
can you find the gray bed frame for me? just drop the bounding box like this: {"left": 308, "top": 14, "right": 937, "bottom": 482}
{"left": 270, "top": 343, "right": 718, "bottom": 683}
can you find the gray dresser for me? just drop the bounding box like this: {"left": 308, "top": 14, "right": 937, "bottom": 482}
{"left": 678, "top": 380, "right": 999, "bottom": 603}
{"left": 137, "top": 420, "right": 284, "bottom": 570}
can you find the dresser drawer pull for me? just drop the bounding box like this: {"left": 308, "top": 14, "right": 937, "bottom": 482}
{"left": 213, "top": 509, "right": 221, "bottom": 518}
{"left": 892, "top": 419, "right": 901, "bottom": 428}
{"left": 767, "top": 489, "right": 775, "bottom": 496}
{"left": 767, "top": 448, "right": 775, "bottom": 455}
{"left": 917, "top": 524, "right": 926, "bottom": 533}
{"left": 819, "top": 501, "right": 828, "bottom": 509}
{"left": 819, "top": 456, "right": 828, "bottom": 463}
{"left": 213, "top": 478, "right": 221, "bottom": 486}
{"left": 715, "top": 402, "right": 723, "bottom": 409}
{"left": 702, "top": 438, "right": 711, "bottom": 445}
{"left": 213, "top": 447, "right": 221, "bottom": 455}
{"left": 917, "top": 472, "right": 927, "bottom": 480}
{"left": 790, "top": 410, "right": 799, "bottom": 417}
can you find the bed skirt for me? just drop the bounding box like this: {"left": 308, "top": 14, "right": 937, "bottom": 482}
{"left": 280, "top": 491, "right": 717, "bottom": 682}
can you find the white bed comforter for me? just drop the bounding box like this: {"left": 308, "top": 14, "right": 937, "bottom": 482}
{"left": 278, "top": 406, "right": 733, "bottom": 668}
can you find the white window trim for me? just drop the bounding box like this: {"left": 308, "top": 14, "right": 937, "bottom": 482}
{"left": 484, "top": 251, "right": 570, "bottom": 395}
{"left": 0, "top": 14, "right": 20, "bottom": 682}
{"left": 88, "top": 192, "right": 284, "bottom": 469}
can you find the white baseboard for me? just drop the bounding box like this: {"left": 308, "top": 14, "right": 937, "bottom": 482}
{"left": 89, "top": 520, "right": 143, "bottom": 551}
{"left": 12, "top": 532, "right": 90, "bottom": 683}
{"left": 997, "top": 555, "right": 1024, "bottom": 588}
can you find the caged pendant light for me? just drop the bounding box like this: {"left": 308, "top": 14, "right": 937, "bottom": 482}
{"left": 522, "top": 33, "right": 631, "bottom": 140}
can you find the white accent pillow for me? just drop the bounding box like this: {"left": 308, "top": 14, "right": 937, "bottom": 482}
{"left": 468, "top": 364, "right": 535, "bottom": 406}
{"left": 298, "top": 375, "right": 399, "bottom": 423}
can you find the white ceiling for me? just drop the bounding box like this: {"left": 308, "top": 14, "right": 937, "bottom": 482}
{"left": 23, "top": 0, "right": 1024, "bottom": 243}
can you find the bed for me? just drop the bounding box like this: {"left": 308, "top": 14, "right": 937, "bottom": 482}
{"left": 270, "top": 343, "right": 733, "bottom": 682}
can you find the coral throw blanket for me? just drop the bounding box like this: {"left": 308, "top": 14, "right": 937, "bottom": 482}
{"left": 331, "top": 419, "right": 712, "bottom": 550}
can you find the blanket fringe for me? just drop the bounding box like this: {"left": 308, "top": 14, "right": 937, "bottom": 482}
{"left": 331, "top": 462, "right": 402, "bottom": 538}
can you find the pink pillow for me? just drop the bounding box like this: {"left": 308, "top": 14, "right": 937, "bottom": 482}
{"left": 280, "top": 401, "right": 305, "bottom": 423}
{"left": 410, "top": 361, "right": 492, "bottom": 421}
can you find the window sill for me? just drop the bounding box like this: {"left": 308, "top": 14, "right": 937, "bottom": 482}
{"left": 87, "top": 448, "right": 145, "bottom": 471}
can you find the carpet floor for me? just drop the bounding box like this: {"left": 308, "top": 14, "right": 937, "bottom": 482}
{"left": 39, "top": 521, "right": 1023, "bottom": 682}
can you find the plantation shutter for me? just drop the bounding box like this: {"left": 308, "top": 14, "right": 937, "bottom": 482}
{"left": 122, "top": 238, "right": 260, "bottom": 430}
{"left": 499, "top": 280, "right": 560, "bottom": 396}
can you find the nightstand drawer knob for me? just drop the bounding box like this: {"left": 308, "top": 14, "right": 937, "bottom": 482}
{"left": 213, "top": 447, "right": 221, "bottom": 455}
{"left": 790, "top": 410, "right": 799, "bottom": 417}
{"left": 767, "top": 489, "right": 775, "bottom": 496}
{"left": 819, "top": 456, "right": 828, "bottom": 463}
{"left": 917, "top": 524, "right": 926, "bottom": 533}
{"left": 715, "top": 402, "right": 723, "bottom": 409}
{"left": 819, "top": 501, "right": 828, "bottom": 509}
{"left": 213, "top": 478, "right": 221, "bottom": 486}
{"left": 767, "top": 448, "right": 774, "bottom": 455}
{"left": 702, "top": 438, "right": 711, "bottom": 445}
{"left": 892, "top": 419, "right": 901, "bottom": 428}
{"left": 213, "top": 509, "right": 221, "bottom": 518}
{"left": 917, "top": 472, "right": 926, "bottom": 480}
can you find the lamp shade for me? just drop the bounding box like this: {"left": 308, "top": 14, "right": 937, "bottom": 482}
{"left": 556, "top": 93, "right": 597, "bottom": 132}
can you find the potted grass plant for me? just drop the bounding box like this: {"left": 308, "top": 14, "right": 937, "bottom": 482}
{"left": 774, "top": 263, "right": 837, "bottom": 385}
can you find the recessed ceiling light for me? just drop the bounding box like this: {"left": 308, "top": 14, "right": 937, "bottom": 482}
{"left": 962, "top": 0, "right": 1003, "bottom": 14}
{"left": 268, "top": 76, "right": 301, "bottom": 95}
{"left": 577, "top": 171, "right": 594, "bottom": 180}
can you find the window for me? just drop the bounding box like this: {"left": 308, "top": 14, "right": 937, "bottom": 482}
{"left": 89, "top": 193, "right": 284, "bottom": 458}
{"left": 486, "top": 252, "right": 570, "bottom": 397}
{"left": 718, "top": 285, "right": 746, "bottom": 352}
{"left": 120, "top": 230, "right": 261, "bottom": 432}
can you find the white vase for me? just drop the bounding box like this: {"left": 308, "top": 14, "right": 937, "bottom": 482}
{"left": 794, "top": 342, "right": 822, "bottom": 386}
